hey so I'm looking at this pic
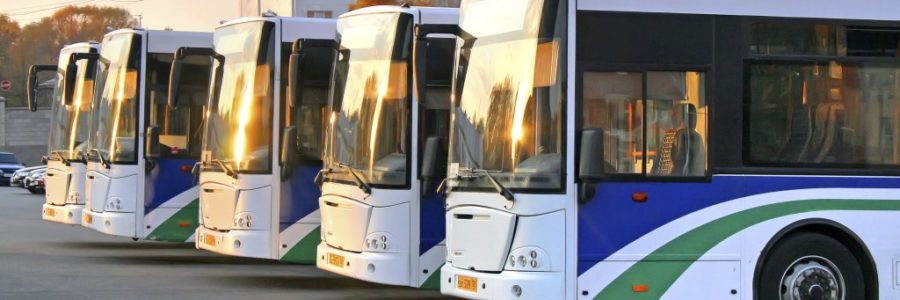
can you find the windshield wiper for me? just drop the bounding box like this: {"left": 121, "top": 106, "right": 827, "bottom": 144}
{"left": 335, "top": 162, "right": 372, "bottom": 194}
{"left": 89, "top": 149, "right": 110, "bottom": 169}
{"left": 209, "top": 159, "right": 236, "bottom": 178}
{"left": 461, "top": 168, "right": 515, "bottom": 202}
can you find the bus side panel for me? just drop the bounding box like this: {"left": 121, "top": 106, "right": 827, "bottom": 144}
{"left": 577, "top": 175, "right": 900, "bottom": 298}
{"left": 278, "top": 163, "right": 322, "bottom": 264}
{"left": 143, "top": 157, "right": 199, "bottom": 242}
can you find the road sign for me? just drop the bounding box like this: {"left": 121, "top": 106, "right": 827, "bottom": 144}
{"left": 0, "top": 80, "right": 10, "bottom": 92}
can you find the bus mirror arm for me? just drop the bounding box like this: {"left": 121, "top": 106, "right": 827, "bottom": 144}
{"left": 169, "top": 47, "right": 219, "bottom": 109}
{"left": 26, "top": 65, "right": 56, "bottom": 112}
{"left": 63, "top": 53, "right": 99, "bottom": 106}
{"left": 578, "top": 129, "right": 605, "bottom": 204}
{"left": 414, "top": 24, "right": 459, "bottom": 104}
{"left": 280, "top": 126, "right": 298, "bottom": 180}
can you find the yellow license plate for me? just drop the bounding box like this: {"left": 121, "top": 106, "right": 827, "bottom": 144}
{"left": 84, "top": 214, "right": 92, "bottom": 224}
{"left": 45, "top": 208, "right": 56, "bottom": 217}
{"left": 328, "top": 253, "right": 345, "bottom": 268}
{"left": 203, "top": 234, "right": 216, "bottom": 247}
{"left": 457, "top": 275, "right": 478, "bottom": 292}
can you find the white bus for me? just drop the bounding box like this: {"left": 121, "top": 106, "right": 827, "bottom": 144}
{"left": 315, "top": 5, "right": 457, "bottom": 288}
{"left": 180, "top": 16, "right": 336, "bottom": 263}
{"left": 78, "top": 29, "right": 213, "bottom": 242}
{"left": 27, "top": 42, "right": 100, "bottom": 225}
{"left": 441, "top": 0, "right": 900, "bottom": 299}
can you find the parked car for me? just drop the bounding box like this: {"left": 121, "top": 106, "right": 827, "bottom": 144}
{"left": 26, "top": 170, "right": 45, "bottom": 194}
{"left": 0, "top": 152, "right": 24, "bottom": 186}
{"left": 22, "top": 167, "right": 46, "bottom": 191}
{"left": 11, "top": 166, "right": 45, "bottom": 187}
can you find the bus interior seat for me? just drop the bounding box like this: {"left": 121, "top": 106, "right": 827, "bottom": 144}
{"left": 652, "top": 103, "right": 705, "bottom": 176}
{"left": 777, "top": 103, "right": 812, "bottom": 161}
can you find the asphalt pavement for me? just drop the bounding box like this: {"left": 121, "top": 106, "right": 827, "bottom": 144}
{"left": 0, "top": 186, "right": 448, "bottom": 300}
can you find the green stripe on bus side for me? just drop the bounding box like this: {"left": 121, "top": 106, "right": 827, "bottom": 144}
{"left": 419, "top": 264, "right": 443, "bottom": 289}
{"left": 594, "top": 199, "right": 900, "bottom": 299}
{"left": 146, "top": 199, "right": 199, "bottom": 242}
{"left": 280, "top": 226, "right": 320, "bottom": 264}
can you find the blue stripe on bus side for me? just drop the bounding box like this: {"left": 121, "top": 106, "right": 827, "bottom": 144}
{"left": 577, "top": 175, "right": 900, "bottom": 275}
{"left": 144, "top": 158, "right": 198, "bottom": 214}
{"left": 278, "top": 164, "right": 322, "bottom": 232}
{"left": 420, "top": 180, "right": 446, "bottom": 255}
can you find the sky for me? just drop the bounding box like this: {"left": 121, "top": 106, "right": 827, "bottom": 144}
{"left": 0, "top": 0, "right": 240, "bottom": 31}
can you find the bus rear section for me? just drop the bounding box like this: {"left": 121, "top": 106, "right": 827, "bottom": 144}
{"left": 316, "top": 5, "right": 457, "bottom": 288}
{"left": 443, "top": 1, "right": 900, "bottom": 299}
{"left": 30, "top": 42, "right": 100, "bottom": 225}
{"left": 81, "top": 29, "right": 212, "bottom": 242}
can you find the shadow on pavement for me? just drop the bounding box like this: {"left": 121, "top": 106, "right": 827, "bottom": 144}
{"left": 45, "top": 241, "right": 196, "bottom": 250}
{"left": 210, "top": 275, "right": 447, "bottom": 297}
{"left": 86, "top": 254, "right": 280, "bottom": 265}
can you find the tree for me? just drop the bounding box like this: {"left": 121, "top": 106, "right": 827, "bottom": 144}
{"left": 348, "top": 0, "right": 452, "bottom": 11}
{"left": 1, "top": 5, "right": 136, "bottom": 107}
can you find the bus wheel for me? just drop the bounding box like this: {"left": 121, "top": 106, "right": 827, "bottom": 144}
{"left": 758, "top": 232, "right": 864, "bottom": 300}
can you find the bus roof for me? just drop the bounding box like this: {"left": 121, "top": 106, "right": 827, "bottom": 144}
{"left": 577, "top": 0, "right": 900, "bottom": 21}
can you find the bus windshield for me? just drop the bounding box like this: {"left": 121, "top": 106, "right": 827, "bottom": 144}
{"left": 324, "top": 12, "right": 412, "bottom": 187}
{"left": 449, "top": 0, "right": 566, "bottom": 192}
{"left": 48, "top": 47, "right": 96, "bottom": 162}
{"left": 203, "top": 21, "right": 275, "bottom": 173}
{"left": 90, "top": 33, "right": 141, "bottom": 164}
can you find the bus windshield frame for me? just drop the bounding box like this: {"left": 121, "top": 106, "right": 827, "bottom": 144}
{"left": 323, "top": 12, "right": 414, "bottom": 189}
{"left": 449, "top": 0, "right": 567, "bottom": 194}
{"left": 202, "top": 20, "right": 276, "bottom": 174}
{"left": 89, "top": 33, "right": 142, "bottom": 165}
{"left": 48, "top": 47, "right": 97, "bottom": 162}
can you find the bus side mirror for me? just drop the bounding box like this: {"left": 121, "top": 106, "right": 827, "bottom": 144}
{"left": 420, "top": 136, "right": 443, "bottom": 197}
{"left": 578, "top": 129, "right": 604, "bottom": 204}
{"left": 146, "top": 125, "right": 161, "bottom": 160}
{"left": 169, "top": 47, "right": 218, "bottom": 109}
{"left": 26, "top": 65, "right": 55, "bottom": 112}
{"left": 63, "top": 60, "right": 79, "bottom": 106}
{"left": 288, "top": 40, "right": 304, "bottom": 111}
{"left": 168, "top": 53, "right": 184, "bottom": 109}
{"left": 281, "top": 126, "right": 298, "bottom": 180}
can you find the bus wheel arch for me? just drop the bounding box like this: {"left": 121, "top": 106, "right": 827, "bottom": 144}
{"left": 752, "top": 218, "right": 877, "bottom": 300}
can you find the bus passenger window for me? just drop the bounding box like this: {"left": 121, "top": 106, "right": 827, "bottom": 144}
{"left": 582, "top": 72, "right": 643, "bottom": 174}
{"left": 647, "top": 71, "right": 707, "bottom": 177}
{"left": 580, "top": 71, "right": 707, "bottom": 177}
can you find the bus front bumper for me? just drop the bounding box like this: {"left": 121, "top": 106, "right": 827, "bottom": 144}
{"left": 316, "top": 242, "right": 410, "bottom": 286}
{"left": 440, "top": 265, "right": 564, "bottom": 299}
{"left": 42, "top": 203, "right": 83, "bottom": 225}
{"left": 81, "top": 210, "right": 136, "bottom": 238}
{"left": 195, "top": 226, "right": 272, "bottom": 260}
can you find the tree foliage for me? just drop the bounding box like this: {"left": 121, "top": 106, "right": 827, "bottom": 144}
{"left": 0, "top": 5, "right": 136, "bottom": 107}
{"left": 348, "top": 0, "right": 448, "bottom": 11}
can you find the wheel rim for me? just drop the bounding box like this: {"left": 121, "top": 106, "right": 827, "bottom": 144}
{"left": 780, "top": 255, "right": 845, "bottom": 300}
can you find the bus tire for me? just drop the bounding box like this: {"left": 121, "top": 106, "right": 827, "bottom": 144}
{"left": 757, "top": 232, "right": 864, "bottom": 300}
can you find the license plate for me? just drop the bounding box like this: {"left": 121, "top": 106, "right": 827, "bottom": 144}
{"left": 328, "top": 253, "right": 345, "bottom": 268}
{"left": 457, "top": 275, "right": 478, "bottom": 293}
{"left": 84, "top": 214, "right": 92, "bottom": 224}
{"left": 45, "top": 208, "right": 56, "bottom": 217}
{"left": 203, "top": 234, "right": 216, "bottom": 247}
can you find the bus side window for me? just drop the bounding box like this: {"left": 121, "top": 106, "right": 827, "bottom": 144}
{"left": 581, "top": 71, "right": 707, "bottom": 177}
{"left": 146, "top": 53, "right": 211, "bottom": 159}
{"left": 285, "top": 41, "right": 335, "bottom": 163}
{"left": 419, "top": 37, "right": 454, "bottom": 180}
{"left": 581, "top": 71, "right": 643, "bottom": 175}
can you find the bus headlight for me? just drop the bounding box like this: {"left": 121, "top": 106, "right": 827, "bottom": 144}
{"left": 233, "top": 212, "right": 254, "bottom": 229}
{"left": 505, "top": 247, "right": 549, "bottom": 271}
{"left": 67, "top": 192, "right": 80, "bottom": 204}
{"left": 105, "top": 198, "right": 123, "bottom": 212}
{"left": 363, "top": 232, "right": 393, "bottom": 252}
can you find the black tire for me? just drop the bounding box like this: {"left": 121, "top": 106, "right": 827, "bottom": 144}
{"left": 758, "top": 232, "right": 865, "bottom": 300}
{"left": 27, "top": 187, "right": 39, "bottom": 194}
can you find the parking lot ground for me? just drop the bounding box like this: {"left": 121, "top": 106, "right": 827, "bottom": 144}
{"left": 0, "top": 186, "right": 448, "bottom": 300}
